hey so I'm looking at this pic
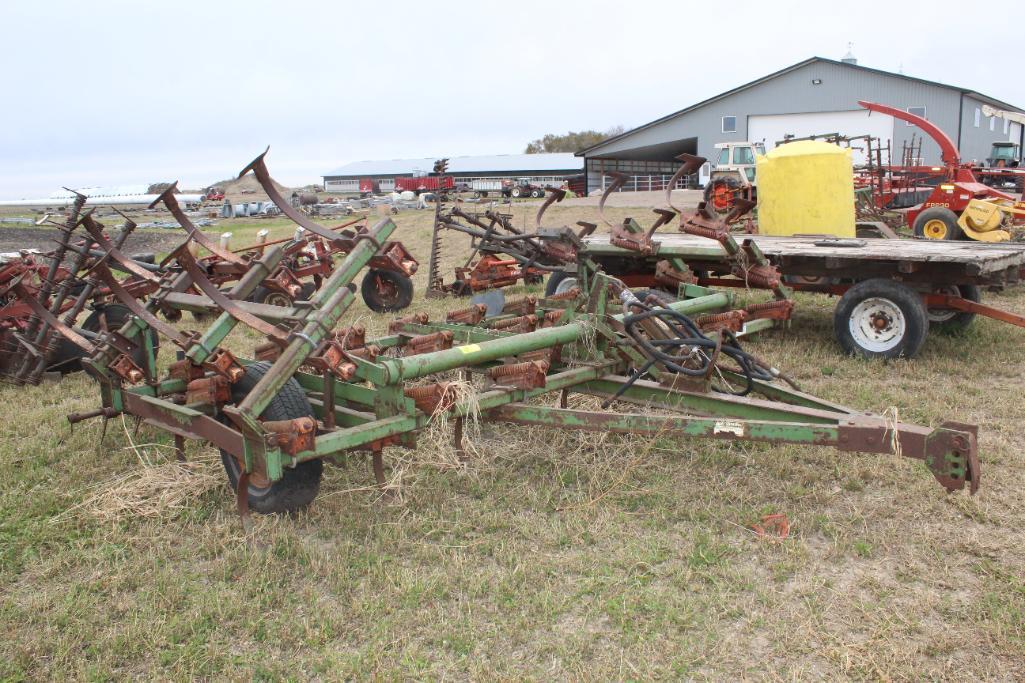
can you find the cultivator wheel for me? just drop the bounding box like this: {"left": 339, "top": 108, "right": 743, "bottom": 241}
{"left": 361, "top": 268, "right": 413, "bottom": 312}
{"left": 219, "top": 362, "right": 322, "bottom": 514}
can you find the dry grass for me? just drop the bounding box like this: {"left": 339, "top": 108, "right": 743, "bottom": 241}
{"left": 0, "top": 198, "right": 1024, "bottom": 679}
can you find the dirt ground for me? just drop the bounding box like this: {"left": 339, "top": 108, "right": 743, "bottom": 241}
{"left": 0, "top": 198, "right": 1023, "bottom": 679}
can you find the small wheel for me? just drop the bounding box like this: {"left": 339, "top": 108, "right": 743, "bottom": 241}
{"left": 703, "top": 176, "right": 743, "bottom": 216}
{"left": 834, "top": 279, "right": 929, "bottom": 359}
{"left": 480, "top": 191, "right": 488, "bottom": 198}
{"left": 219, "top": 361, "right": 322, "bottom": 514}
{"left": 82, "top": 304, "right": 159, "bottom": 371}
{"left": 473, "top": 191, "right": 482, "bottom": 198}
{"left": 530, "top": 189, "right": 541, "bottom": 198}
{"left": 913, "top": 206, "right": 963, "bottom": 241}
{"left": 927, "top": 284, "right": 980, "bottom": 334}
{"left": 511, "top": 187, "right": 523, "bottom": 198}
{"left": 248, "top": 286, "right": 294, "bottom": 308}
{"left": 361, "top": 268, "right": 413, "bottom": 312}
{"left": 545, "top": 271, "right": 578, "bottom": 297}
{"left": 630, "top": 288, "right": 677, "bottom": 305}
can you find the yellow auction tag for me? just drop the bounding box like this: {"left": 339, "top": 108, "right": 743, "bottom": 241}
{"left": 459, "top": 344, "right": 481, "bottom": 354}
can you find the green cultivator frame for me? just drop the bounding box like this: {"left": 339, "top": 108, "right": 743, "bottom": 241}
{"left": 72, "top": 155, "right": 981, "bottom": 524}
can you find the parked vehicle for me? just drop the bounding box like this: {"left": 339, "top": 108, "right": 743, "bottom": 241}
{"left": 703, "top": 142, "right": 764, "bottom": 214}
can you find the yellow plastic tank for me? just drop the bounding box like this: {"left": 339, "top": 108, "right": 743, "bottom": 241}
{"left": 755, "top": 140, "right": 855, "bottom": 237}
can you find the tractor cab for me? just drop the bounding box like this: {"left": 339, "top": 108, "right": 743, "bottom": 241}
{"left": 986, "top": 141, "right": 1021, "bottom": 168}
{"left": 704, "top": 142, "right": 765, "bottom": 214}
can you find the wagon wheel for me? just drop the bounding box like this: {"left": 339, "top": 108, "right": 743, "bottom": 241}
{"left": 834, "top": 279, "right": 929, "bottom": 359}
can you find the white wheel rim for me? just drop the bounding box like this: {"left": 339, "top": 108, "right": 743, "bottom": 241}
{"left": 849, "top": 297, "right": 906, "bottom": 353}
{"left": 554, "top": 276, "right": 578, "bottom": 295}
{"left": 927, "top": 286, "right": 959, "bottom": 323}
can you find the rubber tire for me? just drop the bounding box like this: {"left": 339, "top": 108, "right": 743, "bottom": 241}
{"left": 511, "top": 187, "right": 523, "bottom": 198}
{"left": 928, "top": 284, "right": 980, "bottom": 334}
{"left": 630, "top": 288, "right": 677, "bottom": 305}
{"left": 82, "top": 301, "right": 158, "bottom": 369}
{"left": 530, "top": 189, "right": 541, "bottom": 198}
{"left": 834, "top": 279, "right": 929, "bottom": 359}
{"left": 219, "top": 361, "right": 323, "bottom": 515}
{"left": 545, "top": 271, "right": 577, "bottom": 297}
{"left": 361, "top": 268, "right": 413, "bottom": 312}
{"left": 913, "top": 206, "right": 963, "bottom": 241}
{"left": 703, "top": 176, "right": 744, "bottom": 215}
{"left": 248, "top": 286, "right": 294, "bottom": 308}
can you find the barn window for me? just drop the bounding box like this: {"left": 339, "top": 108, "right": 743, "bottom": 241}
{"left": 906, "top": 106, "right": 926, "bottom": 125}
{"left": 1005, "top": 119, "right": 1010, "bottom": 134}
{"left": 974, "top": 107, "right": 981, "bottom": 127}
{"left": 721, "top": 116, "right": 737, "bottom": 133}
{"left": 990, "top": 116, "right": 996, "bottom": 131}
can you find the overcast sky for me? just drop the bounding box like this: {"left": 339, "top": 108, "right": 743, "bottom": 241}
{"left": 2, "top": 0, "right": 1022, "bottom": 197}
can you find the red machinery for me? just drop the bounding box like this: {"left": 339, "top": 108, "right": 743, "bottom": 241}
{"left": 394, "top": 175, "right": 455, "bottom": 194}
{"left": 859, "top": 101, "right": 1025, "bottom": 239}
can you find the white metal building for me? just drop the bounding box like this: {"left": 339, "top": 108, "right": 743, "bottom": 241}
{"left": 322, "top": 153, "right": 583, "bottom": 193}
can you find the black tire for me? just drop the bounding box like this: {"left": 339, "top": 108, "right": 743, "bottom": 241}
{"left": 80, "top": 304, "right": 159, "bottom": 371}
{"left": 927, "top": 284, "right": 980, "bottom": 334}
{"left": 47, "top": 336, "right": 90, "bottom": 374}
{"left": 703, "top": 176, "right": 744, "bottom": 215}
{"left": 530, "top": 189, "right": 541, "bottom": 198}
{"left": 511, "top": 187, "right": 523, "bottom": 198}
{"left": 473, "top": 191, "right": 482, "bottom": 198}
{"left": 219, "top": 361, "right": 322, "bottom": 514}
{"left": 630, "top": 288, "right": 677, "bottom": 305}
{"left": 480, "top": 191, "right": 489, "bottom": 198}
{"left": 248, "top": 285, "right": 294, "bottom": 308}
{"left": 361, "top": 268, "right": 413, "bottom": 312}
{"left": 545, "top": 271, "right": 578, "bottom": 297}
{"left": 913, "top": 206, "right": 963, "bottom": 241}
{"left": 834, "top": 279, "right": 929, "bottom": 359}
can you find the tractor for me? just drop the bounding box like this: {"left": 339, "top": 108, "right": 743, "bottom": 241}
{"left": 703, "top": 141, "right": 764, "bottom": 215}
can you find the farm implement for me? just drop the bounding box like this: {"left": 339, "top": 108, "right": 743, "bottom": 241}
{"left": 150, "top": 150, "right": 419, "bottom": 312}
{"left": 67, "top": 154, "right": 979, "bottom": 525}
{"left": 0, "top": 193, "right": 158, "bottom": 384}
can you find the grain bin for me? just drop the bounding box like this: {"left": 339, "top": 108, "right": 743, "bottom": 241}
{"left": 755, "top": 140, "right": 855, "bottom": 237}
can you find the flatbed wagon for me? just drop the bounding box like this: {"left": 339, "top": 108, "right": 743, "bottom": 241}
{"left": 550, "top": 232, "right": 1025, "bottom": 358}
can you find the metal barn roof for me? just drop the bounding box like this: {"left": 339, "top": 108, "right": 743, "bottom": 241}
{"left": 324, "top": 153, "right": 582, "bottom": 178}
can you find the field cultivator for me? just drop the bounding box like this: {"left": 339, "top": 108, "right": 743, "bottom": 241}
{"left": 68, "top": 155, "right": 979, "bottom": 528}
{"left": 151, "top": 151, "right": 419, "bottom": 312}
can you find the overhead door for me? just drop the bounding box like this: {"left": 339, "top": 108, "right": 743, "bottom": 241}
{"left": 749, "top": 110, "right": 895, "bottom": 164}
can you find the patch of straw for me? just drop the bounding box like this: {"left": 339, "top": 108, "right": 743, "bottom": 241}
{"left": 59, "top": 453, "right": 222, "bottom": 522}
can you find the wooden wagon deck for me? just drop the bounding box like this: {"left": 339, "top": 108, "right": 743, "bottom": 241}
{"left": 580, "top": 234, "right": 1025, "bottom": 285}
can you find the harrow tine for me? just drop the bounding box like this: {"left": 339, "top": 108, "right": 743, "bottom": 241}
{"left": 666, "top": 153, "right": 706, "bottom": 214}
{"left": 534, "top": 188, "right": 566, "bottom": 231}
{"left": 90, "top": 261, "right": 189, "bottom": 346}
{"left": 599, "top": 172, "right": 627, "bottom": 228}
{"left": 151, "top": 183, "right": 246, "bottom": 265}
{"left": 80, "top": 214, "right": 161, "bottom": 283}
{"left": 239, "top": 148, "right": 357, "bottom": 245}
{"left": 173, "top": 245, "right": 290, "bottom": 342}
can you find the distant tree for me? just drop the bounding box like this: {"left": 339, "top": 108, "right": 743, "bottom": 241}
{"left": 525, "top": 126, "right": 626, "bottom": 154}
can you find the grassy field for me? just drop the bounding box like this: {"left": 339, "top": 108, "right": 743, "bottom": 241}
{"left": 1, "top": 201, "right": 1024, "bottom": 680}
